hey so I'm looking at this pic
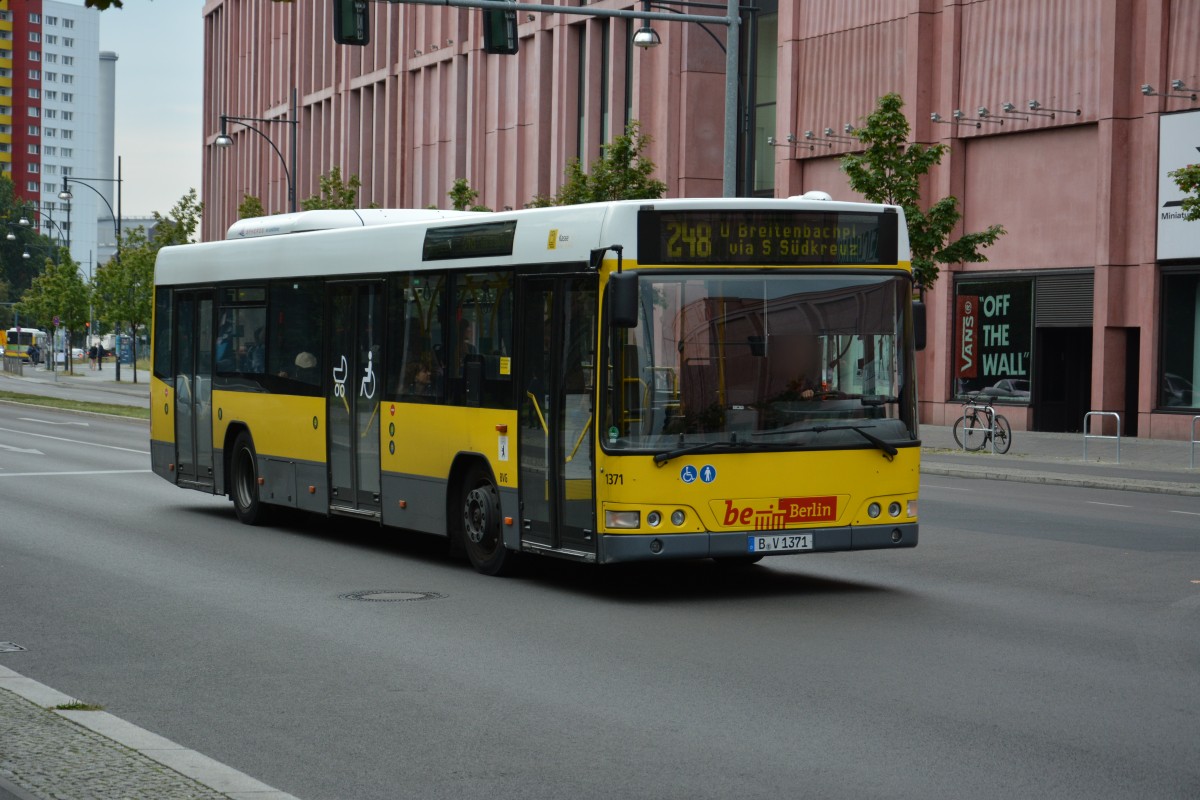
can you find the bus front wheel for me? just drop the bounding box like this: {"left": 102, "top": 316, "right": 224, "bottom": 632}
{"left": 230, "top": 431, "right": 269, "bottom": 526}
{"left": 459, "top": 464, "right": 516, "bottom": 576}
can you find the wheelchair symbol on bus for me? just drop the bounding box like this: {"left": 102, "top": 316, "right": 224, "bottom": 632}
{"left": 680, "top": 465, "right": 697, "bottom": 484}
{"left": 360, "top": 351, "right": 376, "bottom": 398}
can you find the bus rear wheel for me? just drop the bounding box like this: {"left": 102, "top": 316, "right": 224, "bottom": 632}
{"left": 230, "top": 431, "right": 269, "bottom": 526}
{"left": 459, "top": 464, "right": 516, "bottom": 576}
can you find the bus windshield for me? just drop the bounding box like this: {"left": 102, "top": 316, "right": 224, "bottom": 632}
{"left": 603, "top": 273, "right": 918, "bottom": 454}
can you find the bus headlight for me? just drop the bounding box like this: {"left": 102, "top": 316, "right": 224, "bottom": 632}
{"left": 605, "top": 510, "right": 640, "bottom": 529}
{"left": 646, "top": 511, "right": 662, "bottom": 527}
{"left": 888, "top": 502, "right": 902, "bottom": 518}
{"left": 867, "top": 502, "right": 881, "bottom": 518}
{"left": 671, "top": 510, "right": 686, "bottom": 526}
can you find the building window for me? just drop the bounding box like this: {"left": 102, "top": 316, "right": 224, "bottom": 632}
{"left": 29, "top": 32, "right": 40, "bottom": 43}
{"left": 63, "top": 18, "right": 74, "bottom": 29}
{"left": 46, "top": 15, "right": 57, "bottom": 25}
{"left": 27, "top": 70, "right": 39, "bottom": 80}
{"left": 1159, "top": 272, "right": 1200, "bottom": 410}
{"left": 62, "top": 74, "right": 73, "bottom": 84}
{"left": 44, "top": 146, "right": 55, "bottom": 156}
{"left": 28, "top": 51, "right": 40, "bottom": 62}
{"left": 28, "top": 125, "right": 40, "bottom": 136}
{"left": 27, "top": 107, "right": 39, "bottom": 118}
{"left": 45, "top": 35, "right": 57, "bottom": 45}
{"left": 26, "top": 181, "right": 38, "bottom": 192}
{"left": 62, "top": 55, "right": 73, "bottom": 66}
{"left": 27, "top": 163, "right": 38, "bottom": 174}
{"left": 44, "top": 109, "right": 56, "bottom": 119}
{"left": 953, "top": 278, "right": 1034, "bottom": 401}
{"left": 63, "top": 37, "right": 73, "bottom": 47}
{"left": 61, "top": 129, "right": 72, "bottom": 140}
{"left": 45, "top": 73, "right": 57, "bottom": 82}
{"left": 45, "top": 90, "right": 56, "bottom": 100}
{"left": 29, "top": 13, "right": 40, "bottom": 23}
{"left": 27, "top": 144, "right": 38, "bottom": 154}
{"left": 61, "top": 111, "right": 72, "bottom": 121}
{"left": 61, "top": 148, "right": 72, "bottom": 157}
{"left": 44, "top": 53, "right": 56, "bottom": 64}
{"left": 28, "top": 88, "right": 39, "bottom": 99}
{"left": 62, "top": 93, "right": 72, "bottom": 102}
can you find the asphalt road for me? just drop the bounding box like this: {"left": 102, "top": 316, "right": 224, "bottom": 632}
{"left": 2, "top": 409, "right": 1198, "bottom": 799}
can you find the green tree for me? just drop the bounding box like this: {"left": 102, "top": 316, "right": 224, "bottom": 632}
{"left": 19, "top": 249, "right": 87, "bottom": 373}
{"left": 0, "top": 177, "right": 46, "bottom": 313}
{"left": 93, "top": 189, "right": 204, "bottom": 383}
{"left": 448, "top": 178, "right": 492, "bottom": 212}
{"left": 1168, "top": 162, "right": 1200, "bottom": 221}
{"left": 301, "top": 166, "right": 362, "bottom": 210}
{"left": 551, "top": 121, "right": 666, "bottom": 205}
{"left": 238, "top": 193, "right": 267, "bottom": 219}
{"left": 840, "top": 93, "right": 1005, "bottom": 290}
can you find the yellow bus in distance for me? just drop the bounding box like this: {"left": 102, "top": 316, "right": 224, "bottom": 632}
{"left": 151, "top": 198, "right": 924, "bottom": 575}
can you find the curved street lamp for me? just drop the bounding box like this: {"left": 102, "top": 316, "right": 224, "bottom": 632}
{"left": 60, "top": 157, "right": 126, "bottom": 379}
{"left": 214, "top": 87, "right": 299, "bottom": 213}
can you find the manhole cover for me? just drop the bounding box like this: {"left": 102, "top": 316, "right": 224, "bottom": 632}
{"left": 340, "top": 590, "right": 445, "bottom": 602}
{"left": 0, "top": 642, "right": 27, "bottom": 652}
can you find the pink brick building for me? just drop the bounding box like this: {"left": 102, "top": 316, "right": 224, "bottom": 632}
{"left": 201, "top": 0, "right": 1200, "bottom": 439}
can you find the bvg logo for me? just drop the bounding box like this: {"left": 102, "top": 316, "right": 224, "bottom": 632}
{"left": 720, "top": 496, "right": 838, "bottom": 529}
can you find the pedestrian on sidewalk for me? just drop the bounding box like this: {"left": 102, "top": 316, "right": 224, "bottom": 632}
{"left": 97, "top": 345, "right": 104, "bottom": 371}
{"left": 88, "top": 344, "right": 97, "bottom": 370}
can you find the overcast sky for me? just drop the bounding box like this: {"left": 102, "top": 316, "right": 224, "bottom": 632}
{"left": 96, "top": 0, "right": 204, "bottom": 217}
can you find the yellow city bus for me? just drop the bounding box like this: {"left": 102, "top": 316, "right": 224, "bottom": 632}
{"left": 151, "top": 198, "right": 923, "bottom": 575}
{"left": 4, "top": 328, "right": 50, "bottom": 363}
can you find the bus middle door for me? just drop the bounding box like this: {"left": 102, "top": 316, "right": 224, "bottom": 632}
{"left": 173, "top": 291, "right": 215, "bottom": 490}
{"left": 327, "top": 282, "right": 384, "bottom": 516}
{"left": 517, "top": 272, "right": 597, "bottom": 558}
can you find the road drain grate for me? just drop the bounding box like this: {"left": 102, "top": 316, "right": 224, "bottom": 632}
{"left": 0, "top": 642, "right": 27, "bottom": 652}
{"left": 340, "top": 590, "right": 446, "bottom": 602}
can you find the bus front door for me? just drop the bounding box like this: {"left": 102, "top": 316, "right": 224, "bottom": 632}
{"left": 174, "top": 291, "right": 215, "bottom": 490}
{"left": 327, "top": 282, "right": 384, "bottom": 516}
{"left": 518, "top": 273, "right": 597, "bottom": 557}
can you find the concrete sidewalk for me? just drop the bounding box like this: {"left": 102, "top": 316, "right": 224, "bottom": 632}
{"left": 920, "top": 421, "right": 1200, "bottom": 496}
{"left": 0, "top": 666, "right": 298, "bottom": 800}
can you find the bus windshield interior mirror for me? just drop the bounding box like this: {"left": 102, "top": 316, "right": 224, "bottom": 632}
{"left": 610, "top": 271, "right": 639, "bottom": 328}
{"left": 913, "top": 299, "right": 927, "bottom": 351}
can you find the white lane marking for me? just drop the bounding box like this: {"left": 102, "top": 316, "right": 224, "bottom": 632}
{"left": 0, "top": 469, "right": 152, "bottom": 478}
{"left": 0, "top": 443, "right": 43, "bottom": 455}
{"left": 1087, "top": 501, "right": 1133, "bottom": 508}
{"left": 0, "top": 426, "right": 149, "bottom": 455}
{"left": 18, "top": 417, "right": 89, "bottom": 426}
{"left": 1168, "top": 510, "right": 1200, "bottom": 517}
{"left": 921, "top": 483, "right": 972, "bottom": 491}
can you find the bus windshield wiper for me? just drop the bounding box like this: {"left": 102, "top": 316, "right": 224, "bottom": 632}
{"left": 803, "top": 424, "right": 898, "bottom": 459}
{"left": 653, "top": 439, "right": 767, "bottom": 466}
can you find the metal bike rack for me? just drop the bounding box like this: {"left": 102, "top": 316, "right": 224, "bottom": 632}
{"left": 1191, "top": 416, "right": 1200, "bottom": 469}
{"left": 960, "top": 403, "right": 998, "bottom": 454}
{"left": 1083, "top": 411, "right": 1121, "bottom": 463}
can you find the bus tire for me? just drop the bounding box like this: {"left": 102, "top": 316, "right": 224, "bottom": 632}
{"left": 230, "top": 431, "right": 270, "bottom": 526}
{"left": 459, "top": 463, "right": 516, "bottom": 576}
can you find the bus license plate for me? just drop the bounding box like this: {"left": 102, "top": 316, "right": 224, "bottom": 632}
{"left": 748, "top": 534, "right": 813, "bottom": 553}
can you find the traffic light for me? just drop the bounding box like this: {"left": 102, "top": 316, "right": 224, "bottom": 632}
{"left": 333, "top": 0, "right": 369, "bottom": 46}
{"left": 482, "top": 3, "right": 519, "bottom": 55}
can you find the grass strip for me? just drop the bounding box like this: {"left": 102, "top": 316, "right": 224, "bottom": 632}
{"left": 0, "top": 390, "right": 151, "bottom": 420}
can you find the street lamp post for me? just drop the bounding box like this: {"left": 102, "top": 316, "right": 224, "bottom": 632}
{"left": 215, "top": 87, "right": 299, "bottom": 214}
{"left": 60, "top": 156, "right": 124, "bottom": 380}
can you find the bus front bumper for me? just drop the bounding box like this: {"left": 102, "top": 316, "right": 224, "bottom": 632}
{"left": 596, "top": 523, "right": 917, "bottom": 564}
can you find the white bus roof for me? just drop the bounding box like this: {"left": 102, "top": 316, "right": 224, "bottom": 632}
{"left": 157, "top": 198, "right": 909, "bottom": 287}
{"left": 225, "top": 208, "right": 481, "bottom": 240}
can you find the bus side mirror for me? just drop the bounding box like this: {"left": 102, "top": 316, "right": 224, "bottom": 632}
{"left": 913, "top": 299, "right": 927, "bottom": 351}
{"left": 610, "top": 271, "right": 639, "bottom": 328}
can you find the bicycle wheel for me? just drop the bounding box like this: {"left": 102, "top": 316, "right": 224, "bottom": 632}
{"left": 992, "top": 414, "right": 1012, "bottom": 454}
{"left": 953, "top": 411, "right": 985, "bottom": 451}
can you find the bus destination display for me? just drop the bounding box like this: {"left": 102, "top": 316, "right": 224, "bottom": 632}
{"left": 637, "top": 209, "right": 897, "bottom": 266}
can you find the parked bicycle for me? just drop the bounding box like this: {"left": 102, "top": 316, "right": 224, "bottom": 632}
{"left": 951, "top": 395, "right": 1012, "bottom": 453}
